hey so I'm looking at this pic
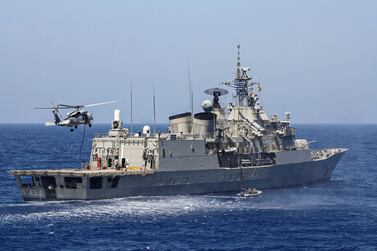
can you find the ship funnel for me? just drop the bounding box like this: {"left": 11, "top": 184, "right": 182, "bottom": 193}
{"left": 169, "top": 112, "right": 192, "bottom": 134}
{"left": 192, "top": 112, "right": 216, "bottom": 137}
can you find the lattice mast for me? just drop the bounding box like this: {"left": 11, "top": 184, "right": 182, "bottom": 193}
{"left": 222, "top": 45, "right": 261, "bottom": 109}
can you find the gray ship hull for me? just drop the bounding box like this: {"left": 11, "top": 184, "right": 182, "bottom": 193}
{"left": 14, "top": 150, "right": 345, "bottom": 201}
{"left": 86, "top": 150, "right": 345, "bottom": 199}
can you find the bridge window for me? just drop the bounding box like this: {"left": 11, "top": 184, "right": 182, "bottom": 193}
{"left": 64, "top": 177, "right": 82, "bottom": 189}
{"left": 90, "top": 177, "right": 102, "bottom": 189}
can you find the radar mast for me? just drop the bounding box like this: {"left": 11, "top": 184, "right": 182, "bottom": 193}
{"left": 221, "top": 45, "right": 261, "bottom": 109}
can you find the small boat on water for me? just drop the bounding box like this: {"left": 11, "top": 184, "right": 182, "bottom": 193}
{"left": 237, "top": 187, "right": 262, "bottom": 197}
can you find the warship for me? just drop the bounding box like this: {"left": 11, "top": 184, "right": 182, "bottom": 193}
{"left": 11, "top": 46, "right": 347, "bottom": 200}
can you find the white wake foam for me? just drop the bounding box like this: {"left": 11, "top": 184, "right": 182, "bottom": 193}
{"left": 0, "top": 188, "right": 347, "bottom": 224}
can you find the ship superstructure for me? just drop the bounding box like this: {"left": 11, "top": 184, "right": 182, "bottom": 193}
{"left": 11, "top": 46, "right": 347, "bottom": 200}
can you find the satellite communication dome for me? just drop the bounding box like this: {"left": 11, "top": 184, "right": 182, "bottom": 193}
{"left": 143, "top": 125, "right": 151, "bottom": 135}
{"left": 201, "top": 99, "right": 212, "bottom": 110}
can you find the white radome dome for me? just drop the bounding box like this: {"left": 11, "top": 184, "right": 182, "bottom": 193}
{"left": 143, "top": 125, "right": 151, "bottom": 135}
{"left": 201, "top": 99, "right": 212, "bottom": 110}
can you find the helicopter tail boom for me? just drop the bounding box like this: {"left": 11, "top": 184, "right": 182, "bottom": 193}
{"left": 52, "top": 110, "right": 61, "bottom": 124}
{"left": 45, "top": 121, "right": 56, "bottom": 126}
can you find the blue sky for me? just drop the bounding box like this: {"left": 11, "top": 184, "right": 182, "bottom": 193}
{"left": 0, "top": 0, "right": 376, "bottom": 123}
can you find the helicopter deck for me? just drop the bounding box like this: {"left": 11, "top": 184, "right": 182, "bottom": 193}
{"left": 11, "top": 168, "right": 156, "bottom": 177}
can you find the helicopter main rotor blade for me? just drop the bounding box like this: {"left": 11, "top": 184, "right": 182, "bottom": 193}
{"left": 84, "top": 100, "right": 118, "bottom": 107}
{"left": 35, "top": 106, "right": 76, "bottom": 110}
{"left": 35, "top": 102, "right": 61, "bottom": 109}
{"left": 57, "top": 104, "right": 83, "bottom": 109}
{"left": 35, "top": 101, "right": 118, "bottom": 110}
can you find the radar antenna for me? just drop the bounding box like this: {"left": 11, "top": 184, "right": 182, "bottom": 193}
{"left": 221, "top": 45, "right": 261, "bottom": 109}
{"left": 204, "top": 88, "right": 228, "bottom": 109}
{"left": 236, "top": 44, "right": 241, "bottom": 78}
{"left": 153, "top": 86, "right": 156, "bottom": 135}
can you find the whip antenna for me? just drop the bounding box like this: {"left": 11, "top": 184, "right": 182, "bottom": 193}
{"left": 130, "top": 81, "right": 133, "bottom": 134}
{"left": 153, "top": 86, "right": 156, "bottom": 135}
{"left": 187, "top": 60, "right": 194, "bottom": 117}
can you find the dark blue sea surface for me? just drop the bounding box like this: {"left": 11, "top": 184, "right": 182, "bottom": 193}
{"left": 0, "top": 124, "right": 376, "bottom": 250}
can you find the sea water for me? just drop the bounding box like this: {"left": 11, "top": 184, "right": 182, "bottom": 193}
{"left": 0, "top": 124, "right": 376, "bottom": 250}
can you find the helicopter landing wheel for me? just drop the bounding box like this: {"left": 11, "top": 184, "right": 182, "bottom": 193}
{"left": 89, "top": 124, "right": 92, "bottom": 127}
{"left": 74, "top": 125, "right": 78, "bottom": 129}
{"left": 70, "top": 128, "right": 74, "bottom": 132}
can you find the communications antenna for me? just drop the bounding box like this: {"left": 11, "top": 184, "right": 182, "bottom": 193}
{"left": 153, "top": 86, "right": 156, "bottom": 135}
{"left": 187, "top": 61, "right": 194, "bottom": 116}
{"left": 130, "top": 81, "right": 133, "bottom": 134}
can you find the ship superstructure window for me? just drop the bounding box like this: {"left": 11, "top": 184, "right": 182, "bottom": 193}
{"left": 106, "top": 176, "right": 120, "bottom": 188}
{"left": 64, "top": 177, "right": 82, "bottom": 189}
{"left": 90, "top": 177, "right": 102, "bottom": 189}
{"left": 107, "top": 158, "right": 112, "bottom": 168}
{"left": 19, "top": 176, "right": 35, "bottom": 188}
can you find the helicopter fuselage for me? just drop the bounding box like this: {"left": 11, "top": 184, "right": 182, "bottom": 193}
{"left": 57, "top": 110, "right": 93, "bottom": 128}
{"left": 38, "top": 100, "right": 117, "bottom": 130}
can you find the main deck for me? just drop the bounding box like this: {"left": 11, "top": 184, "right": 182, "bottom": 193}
{"left": 11, "top": 169, "right": 156, "bottom": 177}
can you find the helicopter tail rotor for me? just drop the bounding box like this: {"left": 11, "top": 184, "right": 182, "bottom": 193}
{"left": 45, "top": 121, "right": 56, "bottom": 126}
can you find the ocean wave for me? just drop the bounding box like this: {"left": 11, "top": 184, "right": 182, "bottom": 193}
{"left": 0, "top": 189, "right": 350, "bottom": 224}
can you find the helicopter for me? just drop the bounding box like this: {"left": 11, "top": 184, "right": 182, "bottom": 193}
{"left": 35, "top": 101, "right": 118, "bottom": 131}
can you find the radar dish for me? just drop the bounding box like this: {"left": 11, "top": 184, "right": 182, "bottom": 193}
{"left": 204, "top": 88, "right": 228, "bottom": 109}
{"left": 204, "top": 88, "right": 228, "bottom": 97}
